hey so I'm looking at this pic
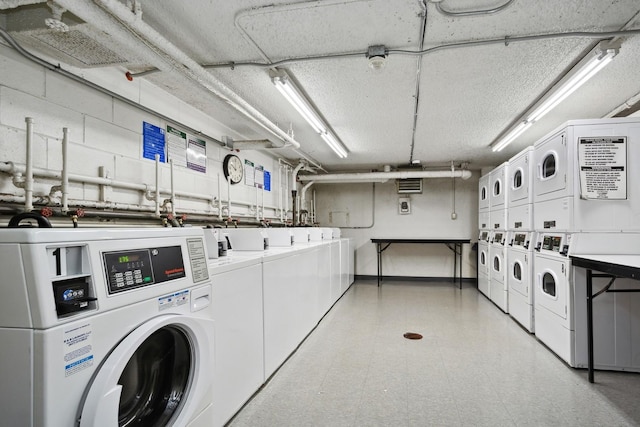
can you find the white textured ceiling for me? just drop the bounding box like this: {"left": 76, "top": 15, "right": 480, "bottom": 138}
{"left": 3, "top": 0, "right": 640, "bottom": 172}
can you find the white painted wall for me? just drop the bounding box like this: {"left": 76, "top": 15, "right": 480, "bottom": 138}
{"left": 313, "top": 175, "right": 479, "bottom": 279}
{"left": 0, "top": 44, "right": 287, "bottom": 221}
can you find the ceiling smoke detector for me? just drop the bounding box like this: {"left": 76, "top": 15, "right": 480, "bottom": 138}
{"left": 367, "top": 45, "right": 387, "bottom": 70}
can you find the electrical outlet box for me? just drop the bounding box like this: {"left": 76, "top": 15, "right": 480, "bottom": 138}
{"left": 399, "top": 197, "right": 411, "bottom": 215}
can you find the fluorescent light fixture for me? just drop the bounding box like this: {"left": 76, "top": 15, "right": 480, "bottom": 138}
{"left": 492, "top": 121, "right": 532, "bottom": 152}
{"left": 320, "top": 132, "right": 348, "bottom": 158}
{"left": 490, "top": 40, "right": 620, "bottom": 152}
{"left": 271, "top": 69, "right": 349, "bottom": 158}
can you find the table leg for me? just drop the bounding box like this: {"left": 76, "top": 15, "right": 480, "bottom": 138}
{"left": 587, "top": 268, "right": 594, "bottom": 383}
{"left": 458, "top": 243, "right": 463, "bottom": 289}
{"left": 377, "top": 243, "right": 381, "bottom": 287}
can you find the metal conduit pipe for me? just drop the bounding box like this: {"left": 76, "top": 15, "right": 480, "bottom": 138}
{"left": 24, "top": 117, "right": 34, "bottom": 212}
{"left": 61, "top": 127, "right": 69, "bottom": 213}
{"left": 297, "top": 169, "right": 472, "bottom": 182}
{"left": 300, "top": 181, "right": 314, "bottom": 225}
{"left": 0, "top": 161, "right": 214, "bottom": 203}
{"left": 57, "top": 0, "right": 301, "bottom": 151}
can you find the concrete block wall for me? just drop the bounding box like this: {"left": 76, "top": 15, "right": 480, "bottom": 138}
{"left": 0, "top": 44, "right": 285, "bottom": 220}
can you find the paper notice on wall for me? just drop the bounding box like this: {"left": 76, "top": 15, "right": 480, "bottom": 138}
{"left": 142, "top": 122, "right": 166, "bottom": 162}
{"left": 167, "top": 125, "right": 188, "bottom": 168}
{"left": 254, "top": 165, "right": 264, "bottom": 189}
{"left": 63, "top": 323, "right": 94, "bottom": 377}
{"left": 187, "top": 137, "right": 207, "bottom": 173}
{"left": 578, "top": 136, "right": 627, "bottom": 200}
{"left": 244, "top": 159, "right": 255, "bottom": 186}
{"left": 264, "top": 170, "right": 271, "bottom": 191}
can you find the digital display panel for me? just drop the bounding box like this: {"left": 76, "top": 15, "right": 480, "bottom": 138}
{"left": 103, "top": 245, "right": 185, "bottom": 295}
{"left": 513, "top": 233, "right": 526, "bottom": 246}
{"left": 542, "top": 236, "right": 562, "bottom": 252}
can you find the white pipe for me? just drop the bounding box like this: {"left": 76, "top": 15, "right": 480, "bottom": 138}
{"left": 227, "top": 177, "right": 231, "bottom": 218}
{"left": 277, "top": 164, "right": 283, "bottom": 221}
{"left": 300, "top": 181, "right": 314, "bottom": 223}
{"left": 58, "top": 0, "right": 301, "bottom": 150}
{"left": 283, "top": 165, "right": 289, "bottom": 222}
{"left": 61, "top": 127, "right": 69, "bottom": 213}
{"left": 255, "top": 185, "right": 259, "bottom": 221}
{"left": 261, "top": 186, "right": 265, "bottom": 220}
{"left": 24, "top": 117, "right": 34, "bottom": 212}
{"left": 154, "top": 154, "right": 160, "bottom": 216}
{"left": 217, "top": 173, "right": 223, "bottom": 221}
{"left": 169, "top": 159, "right": 176, "bottom": 216}
{"left": 297, "top": 169, "right": 473, "bottom": 182}
{"left": 312, "top": 189, "right": 316, "bottom": 225}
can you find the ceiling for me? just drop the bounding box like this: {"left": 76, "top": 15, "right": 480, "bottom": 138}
{"left": 2, "top": 0, "right": 640, "bottom": 172}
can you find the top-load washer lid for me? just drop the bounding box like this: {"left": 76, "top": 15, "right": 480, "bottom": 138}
{"left": 78, "top": 314, "right": 212, "bottom": 427}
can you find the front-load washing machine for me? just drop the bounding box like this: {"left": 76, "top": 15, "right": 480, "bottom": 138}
{"left": 507, "top": 146, "right": 534, "bottom": 231}
{"left": 477, "top": 230, "right": 491, "bottom": 298}
{"left": 0, "top": 227, "right": 214, "bottom": 427}
{"left": 507, "top": 231, "right": 536, "bottom": 332}
{"left": 533, "top": 232, "right": 576, "bottom": 365}
{"left": 489, "top": 231, "right": 508, "bottom": 312}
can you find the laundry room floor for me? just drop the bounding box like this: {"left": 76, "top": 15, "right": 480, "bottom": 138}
{"left": 228, "top": 280, "right": 640, "bottom": 427}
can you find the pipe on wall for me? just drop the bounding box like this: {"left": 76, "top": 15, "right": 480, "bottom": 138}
{"left": 298, "top": 169, "right": 472, "bottom": 182}
{"left": 24, "top": 117, "right": 34, "bottom": 212}
{"left": 61, "top": 127, "right": 69, "bottom": 213}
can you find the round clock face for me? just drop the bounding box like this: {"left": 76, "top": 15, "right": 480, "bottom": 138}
{"left": 223, "top": 154, "right": 244, "bottom": 184}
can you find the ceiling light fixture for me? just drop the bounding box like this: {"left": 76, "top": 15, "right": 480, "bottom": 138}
{"left": 271, "top": 69, "right": 349, "bottom": 158}
{"left": 491, "top": 40, "right": 620, "bottom": 152}
{"left": 366, "top": 45, "right": 387, "bottom": 70}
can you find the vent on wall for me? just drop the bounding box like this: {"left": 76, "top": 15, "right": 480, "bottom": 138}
{"left": 397, "top": 178, "right": 422, "bottom": 194}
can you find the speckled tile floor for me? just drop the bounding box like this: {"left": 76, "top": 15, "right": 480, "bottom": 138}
{"left": 227, "top": 280, "right": 640, "bottom": 426}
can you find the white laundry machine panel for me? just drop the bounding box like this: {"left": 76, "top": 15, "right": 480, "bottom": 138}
{"left": 508, "top": 203, "right": 532, "bottom": 231}
{"left": 508, "top": 146, "right": 534, "bottom": 207}
{"left": 291, "top": 227, "right": 311, "bottom": 243}
{"left": 490, "top": 231, "right": 508, "bottom": 312}
{"left": 479, "top": 172, "right": 490, "bottom": 211}
{"left": 533, "top": 232, "right": 575, "bottom": 365}
{"left": 0, "top": 228, "right": 215, "bottom": 427}
{"left": 489, "top": 162, "right": 509, "bottom": 209}
{"left": 533, "top": 118, "right": 640, "bottom": 231}
{"left": 507, "top": 231, "right": 536, "bottom": 332}
{"left": 478, "top": 209, "right": 490, "bottom": 230}
{"left": 490, "top": 207, "right": 508, "bottom": 230}
{"left": 477, "top": 231, "right": 491, "bottom": 298}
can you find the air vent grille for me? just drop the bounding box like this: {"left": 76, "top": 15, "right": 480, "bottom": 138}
{"left": 397, "top": 178, "right": 422, "bottom": 194}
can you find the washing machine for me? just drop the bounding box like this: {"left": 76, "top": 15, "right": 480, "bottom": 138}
{"left": 533, "top": 232, "right": 575, "bottom": 365}
{"left": 489, "top": 230, "right": 508, "bottom": 312}
{"left": 477, "top": 230, "right": 491, "bottom": 298}
{"left": 507, "top": 231, "right": 536, "bottom": 332}
{"left": 0, "top": 227, "right": 214, "bottom": 427}
{"left": 507, "top": 146, "right": 534, "bottom": 231}
{"left": 533, "top": 118, "right": 640, "bottom": 232}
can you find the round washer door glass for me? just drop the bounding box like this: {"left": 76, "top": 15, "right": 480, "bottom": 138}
{"left": 118, "top": 326, "right": 191, "bottom": 426}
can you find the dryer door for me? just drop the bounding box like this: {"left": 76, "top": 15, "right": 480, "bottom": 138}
{"left": 508, "top": 250, "right": 530, "bottom": 299}
{"left": 534, "top": 131, "right": 567, "bottom": 198}
{"left": 79, "top": 314, "right": 212, "bottom": 427}
{"left": 534, "top": 256, "right": 569, "bottom": 321}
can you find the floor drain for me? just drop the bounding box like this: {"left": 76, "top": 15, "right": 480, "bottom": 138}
{"left": 403, "top": 332, "right": 423, "bottom": 340}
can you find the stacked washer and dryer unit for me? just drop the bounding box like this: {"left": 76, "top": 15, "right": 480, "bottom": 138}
{"left": 532, "top": 118, "right": 640, "bottom": 371}
{"left": 506, "top": 147, "right": 536, "bottom": 332}
{"left": 477, "top": 173, "right": 491, "bottom": 299}
{"left": 488, "top": 163, "right": 509, "bottom": 312}
{"left": 0, "top": 227, "right": 216, "bottom": 427}
{"left": 479, "top": 117, "right": 640, "bottom": 373}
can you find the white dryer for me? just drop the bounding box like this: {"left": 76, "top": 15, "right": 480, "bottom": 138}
{"left": 533, "top": 232, "right": 576, "bottom": 365}
{"left": 507, "top": 146, "right": 534, "bottom": 231}
{"left": 489, "top": 162, "right": 509, "bottom": 230}
{"left": 489, "top": 231, "right": 508, "bottom": 312}
{"left": 0, "top": 227, "right": 214, "bottom": 427}
{"left": 477, "top": 230, "right": 491, "bottom": 298}
{"left": 507, "top": 231, "right": 536, "bottom": 332}
{"left": 533, "top": 118, "right": 640, "bottom": 232}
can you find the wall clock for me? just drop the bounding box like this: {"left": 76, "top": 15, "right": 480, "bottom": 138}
{"left": 223, "top": 154, "right": 244, "bottom": 184}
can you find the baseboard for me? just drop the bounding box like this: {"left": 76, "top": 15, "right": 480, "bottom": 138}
{"left": 355, "top": 275, "right": 477, "bottom": 283}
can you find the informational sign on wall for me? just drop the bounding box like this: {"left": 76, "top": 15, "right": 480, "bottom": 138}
{"left": 142, "top": 122, "right": 166, "bottom": 162}
{"left": 244, "top": 159, "right": 255, "bottom": 186}
{"left": 165, "top": 125, "right": 207, "bottom": 173}
{"left": 187, "top": 137, "right": 207, "bottom": 173}
{"left": 254, "top": 164, "right": 264, "bottom": 189}
{"left": 264, "top": 170, "right": 271, "bottom": 192}
{"left": 578, "top": 136, "right": 627, "bottom": 200}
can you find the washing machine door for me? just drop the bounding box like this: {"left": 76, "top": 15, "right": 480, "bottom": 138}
{"left": 535, "top": 257, "right": 568, "bottom": 321}
{"left": 78, "top": 314, "right": 212, "bottom": 427}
